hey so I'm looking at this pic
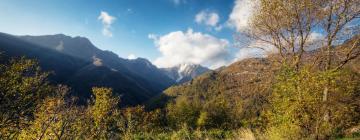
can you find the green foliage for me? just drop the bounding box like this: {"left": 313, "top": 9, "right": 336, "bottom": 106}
{"left": 17, "top": 86, "right": 122, "bottom": 139}
{"left": 202, "top": 95, "right": 233, "bottom": 129}
{"left": 166, "top": 96, "right": 201, "bottom": 129}
{"left": 120, "top": 106, "right": 164, "bottom": 138}
{"left": 164, "top": 71, "right": 241, "bottom": 131}
{"left": 196, "top": 111, "right": 208, "bottom": 128}
{"left": 19, "top": 86, "right": 82, "bottom": 139}
{"left": 91, "top": 87, "right": 119, "bottom": 127}
{"left": 83, "top": 87, "right": 121, "bottom": 139}
{"left": 0, "top": 57, "right": 52, "bottom": 139}
{"left": 264, "top": 66, "right": 360, "bottom": 139}
{"left": 170, "top": 124, "right": 193, "bottom": 140}
{"left": 1, "top": 54, "right": 359, "bottom": 139}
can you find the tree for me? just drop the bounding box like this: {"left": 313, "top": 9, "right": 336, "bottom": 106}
{"left": 88, "top": 87, "right": 120, "bottom": 139}
{"left": 246, "top": 0, "right": 359, "bottom": 69}
{"left": 245, "top": 0, "right": 321, "bottom": 67}
{"left": 19, "top": 86, "right": 83, "bottom": 139}
{"left": 0, "top": 57, "right": 52, "bottom": 139}
{"left": 316, "top": 1, "right": 359, "bottom": 131}
{"left": 119, "top": 106, "right": 163, "bottom": 139}
{"left": 246, "top": 0, "right": 360, "bottom": 138}
{"left": 265, "top": 66, "right": 360, "bottom": 139}
{"left": 317, "top": 0, "right": 360, "bottom": 72}
{"left": 166, "top": 96, "right": 201, "bottom": 129}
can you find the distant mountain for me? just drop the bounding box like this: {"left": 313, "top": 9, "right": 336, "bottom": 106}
{"left": 161, "top": 63, "right": 210, "bottom": 84}
{"left": 163, "top": 58, "right": 276, "bottom": 98}
{"left": 67, "top": 64, "right": 154, "bottom": 105}
{"left": 127, "top": 58, "right": 175, "bottom": 88}
{"left": 0, "top": 33, "right": 89, "bottom": 84}
{"left": 20, "top": 34, "right": 101, "bottom": 61}
{"left": 0, "top": 32, "right": 174, "bottom": 106}
{"left": 146, "top": 58, "right": 275, "bottom": 109}
{"left": 19, "top": 34, "right": 175, "bottom": 91}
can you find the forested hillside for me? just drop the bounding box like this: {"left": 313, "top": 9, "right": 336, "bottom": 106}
{"left": 161, "top": 36, "right": 360, "bottom": 139}
{"left": 0, "top": 0, "right": 359, "bottom": 139}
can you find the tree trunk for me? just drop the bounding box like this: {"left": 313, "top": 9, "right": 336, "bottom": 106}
{"left": 319, "top": 40, "right": 332, "bottom": 139}
{"left": 322, "top": 86, "right": 329, "bottom": 122}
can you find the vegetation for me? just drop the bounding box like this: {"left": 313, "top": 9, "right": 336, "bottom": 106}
{"left": 0, "top": 0, "right": 359, "bottom": 139}
{"left": 0, "top": 58, "right": 52, "bottom": 139}
{"left": 1, "top": 54, "right": 359, "bottom": 140}
{"left": 264, "top": 66, "right": 360, "bottom": 139}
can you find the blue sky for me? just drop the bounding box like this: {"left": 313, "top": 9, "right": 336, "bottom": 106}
{"left": 0, "top": 0, "right": 257, "bottom": 69}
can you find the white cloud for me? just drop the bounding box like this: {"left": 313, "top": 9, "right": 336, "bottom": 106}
{"left": 101, "top": 28, "right": 113, "bottom": 37}
{"left": 127, "top": 54, "right": 137, "bottom": 60}
{"left": 233, "top": 40, "right": 277, "bottom": 62}
{"left": 228, "top": 0, "right": 259, "bottom": 32}
{"left": 150, "top": 29, "right": 231, "bottom": 69}
{"left": 227, "top": 0, "right": 277, "bottom": 62}
{"left": 98, "top": 11, "right": 116, "bottom": 37}
{"left": 308, "top": 32, "right": 324, "bottom": 43}
{"left": 234, "top": 48, "right": 265, "bottom": 61}
{"left": 306, "top": 32, "right": 325, "bottom": 51}
{"left": 195, "top": 11, "right": 220, "bottom": 27}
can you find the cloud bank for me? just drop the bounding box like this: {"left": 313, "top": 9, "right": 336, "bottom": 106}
{"left": 150, "top": 29, "right": 230, "bottom": 69}
{"left": 98, "top": 11, "right": 116, "bottom": 37}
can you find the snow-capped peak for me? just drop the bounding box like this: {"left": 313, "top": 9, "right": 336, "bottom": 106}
{"left": 162, "top": 63, "right": 210, "bottom": 84}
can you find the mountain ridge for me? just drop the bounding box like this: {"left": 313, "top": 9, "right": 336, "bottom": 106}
{"left": 0, "top": 32, "right": 168, "bottom": 105}
{"left": 17, "top": 33, "right": 175, "bottom": 93}
{"left": 161, "top": 63, "right": 210, "bottom": 84}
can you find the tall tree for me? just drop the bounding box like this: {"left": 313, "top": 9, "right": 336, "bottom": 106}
{"left": 88, "top": 87, "right": 120, "bottom": 139}
{"left": 246, "top": 0, "right": 321, "bottom": 67}
{"left": 245, "top": 0, "right": 360, "bottom": 138}
{"left": 316, "top": 1, "right": 359, "bottom": 127}
{"left": 246, "top": 0, "right": 360, "bottom": 69}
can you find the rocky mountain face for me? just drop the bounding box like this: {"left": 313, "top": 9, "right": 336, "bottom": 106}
{"left": 161, "top": 63, "right": 210, "bottom": 84}
{"left": 18, "top": 34, "right": 175, "bottom": 90}
{"left": 0, "top": 32, "right": 176, "bottom": 105}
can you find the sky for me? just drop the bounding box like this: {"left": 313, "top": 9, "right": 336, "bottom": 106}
{"left": 0, "top": 0, "right": 263, "bottom": 69}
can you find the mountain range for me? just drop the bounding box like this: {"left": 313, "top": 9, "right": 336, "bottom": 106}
{"left": 0, "top": 32, "right": 209, "bottom": 106}
{"left": 161, "top": 63, "right": 210, "bottom": 84}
